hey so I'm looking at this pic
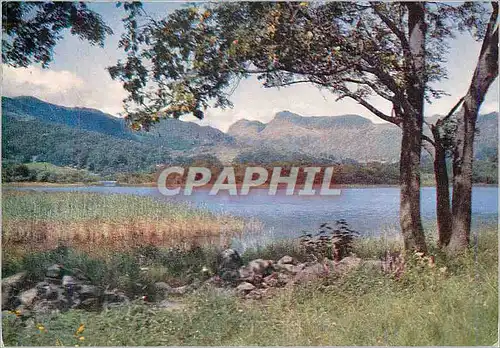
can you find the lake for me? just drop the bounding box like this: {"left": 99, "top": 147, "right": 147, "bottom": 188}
{"left": 10, "top": 185, "right": 498, "bottom": 244}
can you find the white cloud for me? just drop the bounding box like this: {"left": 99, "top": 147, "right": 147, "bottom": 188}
{"left": 2, "top": 64, "right": 127, "bottom": 117}
{"left": 3, "top": 65, "right": 85, "bottom": 95}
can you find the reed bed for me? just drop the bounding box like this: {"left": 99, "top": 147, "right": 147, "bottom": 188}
{"left": 2, "top": 191, "right": 244, "bottom": 254}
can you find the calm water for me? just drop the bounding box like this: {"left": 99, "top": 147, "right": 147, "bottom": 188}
{"left": 10, "top": 186, "right": 498, "bottom": 240}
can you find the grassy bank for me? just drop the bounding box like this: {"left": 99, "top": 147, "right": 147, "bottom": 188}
{"left": 2, "top": 191, "right": 244, "bottom": 255}
{"left": 2, "top": 227, "right": 497, "bottom": 346}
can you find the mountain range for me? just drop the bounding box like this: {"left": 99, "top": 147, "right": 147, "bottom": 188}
{"left": 2, "top": 96, "right": 498, "bottom": 173}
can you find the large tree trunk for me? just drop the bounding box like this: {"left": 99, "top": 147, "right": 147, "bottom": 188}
{"left": 399, "top": 2, "right": 427, "bottom": 252}
{"left": 448, "top": 4, "right": 498, "bottom": 254}
{"left": 400, "top": 116, "right": 426, "bottom": 252}
{"left": 430, "top": 126, "right": 452, "bottom": 247}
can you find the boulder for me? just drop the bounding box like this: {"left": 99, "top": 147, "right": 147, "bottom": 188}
{"left": 277, "top": 273, "right": 292, "bottom": 286}
{"left": 217, "top": 249, "right": 243, "bottom": 275}
{"left": 2, "top": 271, "right": 27, "bottom": 290}
{"left": 19, "top": 288, "right": 38, "bottom": 307}
{"left": 292, "top": 262, "right": 328, "bottom": 284}
{"left": 2, "top": 272, "right": 27, "bottom": 309}
{"left": 78, "top": 284, "right": 100, "bottom": 300}
{"left": 247, "top": 259, "right": 273, "bottom": 275}
{"left": 263, "top": 273, "right": 279, "bottom": 287}
{"left": 103, "top": 290, "right": 129, "bottom": 308}
{"left": 274, "top": 263, "right": 305, "bottom": 275}
{"left": 245, "top": 288, "right": 267, "bottom": 300}
{"left": 277, "top": 255, "right": 295, "bottom": 265}
{"left": 45, "top": 264, "right": 62, "bottom": 278}
{"left": 236, "top": 282, "right": 255, "bottom": 295}
{"left": 238, "top": 267, "right": 260, "bottom": 284}
{"left": 32, "top": 299, "right": 67, "bottom": 314}
{"left": 238, "top": 258, "right": 274, "bottom": 285}
{"left": 62, "top": 275, "right": 77, "bottom": 287}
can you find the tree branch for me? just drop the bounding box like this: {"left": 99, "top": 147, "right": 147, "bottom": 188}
{"left": 339, "top": 87, "right": 401, "bottom": 125}
{"left": 438, "top": 96, "right": 465, "bottom": 125}
{"left": 370, "top": 3, "right": 410, "bottom": 50}
{"left": 341, "top": 77, "right": 396, "bottom": 103}
{"left": 422, "top": 134, "right": 436, "bottom": 147}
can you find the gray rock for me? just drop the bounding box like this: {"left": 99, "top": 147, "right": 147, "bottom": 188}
{"left": 238, "top": 268, "right": 263, "bottom": 285}
{"left": 62, "top": 275, "right": 76, "bottom": 286}
{"left": 217, "top": 249, "right": 243, "bottom": 275}
{"left": 292, "top": 262, "right": 328, "bottom": 284}
{"left": 236, "top": 282, "right": 255, "bottom": 295}
{"left": 2, "top": 271, "right": 27, "bottom": 289}
{"left": 36, "top": 282, "right": 62, "bottom": 300}
{"left": 78, "top": 284, "right": 100, "bottom": 300}
{"left": 238, "top": 259, "right": 274, "bottom": 285}
{"left": 246, "top": 259, "right": 274, "bottom": 275}
{"left": 263, "top": 273, "right": 279, "bottom": 287}
{"left": 277, "top": 273, "right": 292, "bottom": 286}
{"left": 274, "top": 263, "right": 305, "bottom": 275}
{"left": 278, "top": 255, "right": 295, "bottom": 265}
{"left": 19, "top": 288, "right": 38, "bottom": 307}
{"left": 46, "top": 264, "right": 62, "bottom": 278}
{"left": 32, "top": 299, "right": 66, "bottom": 314}
{"left": 44, "top": 277, "right": 62, "bottom": 286}
{"left": 103, "top": 290, "right": 129, "bottom": 308}
{"left": 245, "top": 288, "right": 266, "bottom": 300}
{"left": 2, "top": 272, "right": 27, "bottom": 309}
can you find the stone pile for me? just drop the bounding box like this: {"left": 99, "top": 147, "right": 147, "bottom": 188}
{"left": 2, "top": 249, "right": 392, "bottom": 316}
{"left": 2, "top": 264, "right": 129, "bottom": 317}
{"left": 215, "top": 249, "right": 372, "bottom": 300}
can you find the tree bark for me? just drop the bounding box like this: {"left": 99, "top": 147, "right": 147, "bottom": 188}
{"left": 448, "top": 4, "right": 498, "bottom": 254}
{"left": 400, "top": 115, "right": 426, "bottom": 252}
{"left": 399, "top": 2, "right": 427, "bottom": 252}
{"left": 430, "top": 126, "right": 452, "bottom": 247}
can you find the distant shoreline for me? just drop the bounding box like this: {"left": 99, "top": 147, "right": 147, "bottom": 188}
{"left": 3, "top": 182, "right": 498, "bottom": 189}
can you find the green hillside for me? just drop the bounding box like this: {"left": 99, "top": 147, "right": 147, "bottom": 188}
{"left": 2, "top": 114, "right": 172, "bottom": 175}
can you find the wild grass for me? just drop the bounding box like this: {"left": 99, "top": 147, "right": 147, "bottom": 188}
{"left": 3, "top": 228, "right": 497, "bottom": 346}
{"left": 2, "top": 190, "right": 244, "bottom": 254}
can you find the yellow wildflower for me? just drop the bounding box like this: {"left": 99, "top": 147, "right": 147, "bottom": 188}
{"left": 79, "top": 336, "right": 85, "bottom": 341}
{"left": 75, "top": 323, "right": 85, "bottom": 335}
{"left": 8, "top": 309, "right": 21, "bottom": 317}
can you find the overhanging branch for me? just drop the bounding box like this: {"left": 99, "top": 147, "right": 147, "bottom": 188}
{"left": 339, "top": 87, "right": 401, "bottom": 125}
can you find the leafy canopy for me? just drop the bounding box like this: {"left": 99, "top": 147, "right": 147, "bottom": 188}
{"left": 108, "top": 2, "right": 489, "bottom": 130}
{"left": 2, "top": 2, "right": 112, "bottom": 68}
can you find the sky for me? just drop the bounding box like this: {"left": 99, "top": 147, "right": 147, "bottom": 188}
{"left": 2, "top": 2, "right": 499, "bottom": 132}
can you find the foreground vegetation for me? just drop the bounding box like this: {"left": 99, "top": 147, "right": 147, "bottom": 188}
{"left": 2, "top": 191, "right": 244, "bottom": 255}
{"left": 2, "top": 225, "right": 497, "bottom": 346}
